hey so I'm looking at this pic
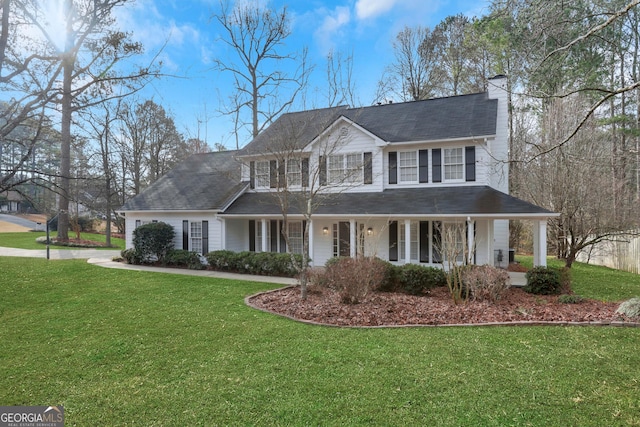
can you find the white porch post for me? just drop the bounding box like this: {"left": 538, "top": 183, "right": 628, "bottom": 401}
{"left": 261, "top": 219, "right": 268, "bottom": 252}
{"left": 220, "top": 218, "right": 226, "bottom": 250}
{"left": 349, "top": 219, "right": 356, "bottom": 258}
{"left": 308, "top": 220, "right": 314, "bottom": 266}
{"left": 533, "top": 220, "right": 548, "bottom": 267}
{"left": 467, "top": 217, "right": 475, "bottom": 265}
{"left": 404, "top": 219, "right": 411, "bottom": 264}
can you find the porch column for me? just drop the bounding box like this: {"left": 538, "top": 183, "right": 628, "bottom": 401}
{"left": 349, "top": 219, "right": 356, "bottom": 258}
{"left": 220, "top": 218, "right": 226, "bottom": 250}
{"left": 308, "top": 220, "right": 314, "bottom": 266}
{"left": 533, "top": 220, "right": 548, "bottom": 267}
{"left": 404, "top": 219, "right": 411, "bottom": 264}
{"left": 261, "top": 219, "right": 268, "bottom": 252}
{"left": 467, "top": 217, "right": 475, "bottom": 265}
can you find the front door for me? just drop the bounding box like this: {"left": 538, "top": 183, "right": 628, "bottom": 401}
{"left": 338, "top": 221, "right": 350, "bottom": 257}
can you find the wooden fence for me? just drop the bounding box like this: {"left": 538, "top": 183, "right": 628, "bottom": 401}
{"left": 576, "top": 230, "right": 640, "bottom": 274}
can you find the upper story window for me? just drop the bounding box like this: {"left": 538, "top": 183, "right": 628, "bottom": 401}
{"left": 443, "top": 148, "right": 464, "bottom": 181}
{"left": 286, "top": 159, "right": 301, "bottom": 187}
{"left": 328, "top": 153, "right": 363, "bottom": 184}
{"left": 255, "top": 160, "right": 270, "bottom": 188}
{"left": 399, "top": 151, "right": 418, "bottom": 183}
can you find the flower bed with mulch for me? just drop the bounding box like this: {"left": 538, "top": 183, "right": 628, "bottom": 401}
{"left": 248, "top": 285, "right": 635, "bottom": 327}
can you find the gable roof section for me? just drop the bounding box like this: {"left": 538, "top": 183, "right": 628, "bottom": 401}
{"left": 240, "top": 105, "right": 349, "bottom": 156}
{"left": 222, "top": 186, "right": 555, "bottom": 218}
{"left": 239, "top": 92, "right": 497, "bottom": 155}
{"left": 120, "top": 150, "right": 245, "bottom": 211}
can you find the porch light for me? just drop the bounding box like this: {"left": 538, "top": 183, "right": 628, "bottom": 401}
{"left": 323, "top": 227, "right": 329, "bottom": 235}
{"left": 367, "top": 227, "right": 373, "bottom": 235}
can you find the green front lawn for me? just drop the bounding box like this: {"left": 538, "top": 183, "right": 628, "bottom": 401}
{"left": 0, "top": 231, "right": 125, "bottom": 250}
{"left": 1, "top": 257, "right": 639, "bottom": 426}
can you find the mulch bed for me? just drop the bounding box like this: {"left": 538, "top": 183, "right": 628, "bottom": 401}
{"left": 248, "top": 285, "right": 635, "bottom": 327}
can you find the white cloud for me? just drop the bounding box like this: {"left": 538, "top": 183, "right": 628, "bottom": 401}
{"left": 355, "top": 0, "right": 398, "bottom": 20}
{"left": 314, "top": 6, "right": 351, "bottom": 54}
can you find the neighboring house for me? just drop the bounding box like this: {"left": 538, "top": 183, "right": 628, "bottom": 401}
{"left": 119, "top": 76, "right": 557, "bottom": 268}
{"left": 0, "top": 190, "right": 25, "bottom": 212}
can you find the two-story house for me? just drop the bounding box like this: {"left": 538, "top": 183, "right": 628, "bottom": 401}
{"left": 119, "top": 76, "right": 556, "bottom": 268}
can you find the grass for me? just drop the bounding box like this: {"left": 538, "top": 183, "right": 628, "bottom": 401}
{"left": 0, "top": 231, "right": 125, "bottom": 250}
{"left": 517, "top": 255, "right": 640, "bottom": 301}
{"left": 1, "top": 257, "right": 639, "bottom": 426}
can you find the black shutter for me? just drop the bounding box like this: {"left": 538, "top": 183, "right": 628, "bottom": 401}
{"left": 269, "top": 160, "right": 277, "bottom": 188}
{"left": 270, "top": 220, "right": 278, "bottom": 252}
{"left": 278, "top": 161, "right": 285, "bottom": 188}
{"left": 363, "top": 152, "right": 373, "bottom": 184}
{"left": 432, "top": 221, "right": 442, "bottom": 263}
{"left": 182, "top": 220, "right": 189, "bottom": 251}
{"left": 301, "top": 157, "right": 309, "bottom": 188}
{"left": 249, "top": 161, "right": 255, "bottom": 189}
{"left": 202, "top": 221, "right": 209, "bottom": 255}
{"left": 389, "top": 152, "right": 397, "bottom": 184}
{"left": 419, "top": 221, "right": 429, "bottom": 263}
{"left": 249, "top": 220, "right": 255, "bottom": 252}
{"left": 279, "top": 221, "right": 287, "bottom": 253}
{"left": 152, "top": 220, "right": 158, "bottom": 223}
{"left": 432, "top": 149, "right": 442, "bottom": 183}
{"left": 465, "top": 146, "right": 476, "bottom": 182}
{"left": 319, "top": 156, "right": 327, "bottom": 186}
{"left": 135, "top": 220, "right": 141, "bottom": 228}
{"left": 389, "top": 221, "right": 398, "bottom": 261}
{"left": 419, "top": 150, "right": 429, "bottom": 183}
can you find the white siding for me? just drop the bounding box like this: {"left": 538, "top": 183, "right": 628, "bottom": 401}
{"left": 124, "top": 212, "right": 219, "bottom": 253}
{"left": 225, "top": 218, "right": 246, "bottom": 252}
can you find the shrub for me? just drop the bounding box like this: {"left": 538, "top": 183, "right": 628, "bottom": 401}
{"left": 558, "top": 294, "right": 584, "bottom": 304}
{"left": 558, "top": 267, "right": 572, "bottom": 294}
{"left": 323, "top": 257, "right": 387, "bottom": 304}
{"left": 615, "top": 297, "right": 640, "bottom": 319}
{"left": 205, "top": 250, "right": 303, "bottom": 277}
{"left": 132, "top": 222, "right": 175, "bottom": 263}
{"left": 523, "top": 266, "right": 562, "bottom": 295}
{"left": 374, "top": 259, "right": 400, "bottom": 292}
{"left": 121, "top": 248, "right": 144, "bottom": 265}
{"left": 460, "top": 264, "right": 511, "bottom": 303}
{"left": 397, "top": 264, "right": 447, "bottom": 295}
{"left": 165, "top": 249, "right": 204, "bottom": 270}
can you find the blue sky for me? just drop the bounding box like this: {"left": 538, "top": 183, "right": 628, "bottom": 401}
{"left": 117, "top": 0, "right": 491, "bottom": 148}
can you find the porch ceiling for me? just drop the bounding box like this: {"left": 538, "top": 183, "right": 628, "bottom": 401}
{"left": 222, "top": 186, "right": 556, "bottom": 219}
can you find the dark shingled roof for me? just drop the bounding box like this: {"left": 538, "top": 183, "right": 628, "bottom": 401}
{"left": 222, "top": 186, "right": 554, "bottom": 217}
{"left": 120, "top": 151, "right": 245, "bottom": 211}
{"left": 240, "top": 92, "right": 497, "bottom": 155}
{"left": 343, "top": 93, "right": 497, "bottom": 142}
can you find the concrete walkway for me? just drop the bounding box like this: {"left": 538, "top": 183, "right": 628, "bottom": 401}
{"left": 0, "top": 246, "right": 298, "bottom": 285}
{"left": 0, "top": 245, "right": 522, "bottom": 287}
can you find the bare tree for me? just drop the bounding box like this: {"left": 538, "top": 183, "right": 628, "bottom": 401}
{"left": 246, "top": 107, "right": 373, "bottom": 299}
{"left": 324, "top": 49, "right": 358, "bottom": 107}
{"left": 521, "top": 95, "right": 639, "bottom": 267}
{"left": 212, "top": 0, "right": 311, "bottom": 148}
{"left": 376, "top": 25, "right": 442, "bottom": 103}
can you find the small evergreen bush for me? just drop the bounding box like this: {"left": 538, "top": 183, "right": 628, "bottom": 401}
{"left": 121, "top": 248, "right": 144, "bottom": 265}
{"left": 558, "top": 294, "right": 584, "bottom": 304}
{"left": 615, "top": 297, "right": 640, "bottom": 319}
{"left": 205, "top": 250, "right": 303, "bottom": 277}
{"left": 165, "top": 249, "right": 204, "bottom": 270}
{"left": 132, "top": 222, "right": 175, "bottom": 263}
{"left": 523, "top": 266, "right": 562, "bottom": 295}
{"left": 398, "top": 264, "right": 447, "bottom": 295}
